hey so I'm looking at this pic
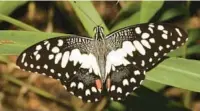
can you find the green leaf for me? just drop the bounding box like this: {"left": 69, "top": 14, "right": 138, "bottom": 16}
{"left": 159, "top": 7, "right": 187, "bottom": 21}
{"left": 111, "top": 1, "right": 164, "bottom": 31}
{"left": 0, "top": 31, "right": 66, "bottom": 55}
{"left": 0, "top": 55, "right": 9, "bottom": 63}
{"left": 0, "top": 14, "right": 40, "bottom": 32}
{"left": 111, "top": 12, "right": 140, "bottom": 31}
{"left": 110, "top": 2, "right": 141, "bottom": 27}
{"left": 0, "top": 1, "right": 27, "bottom": 16}
{"left": 167, "top": 45, "right": 187, "bottom": 57}
{"left": 131, "top": 86, "right": 189, "bottom": 111}
{"left": 187, "top": 45, "right": 200, "bottom": 55}
{"left": 187, "top": 28, "right": 200, "bottom": 47}
{"left": 168, "top": 28, "right": 200, "bottom": 57}
{"left": 140, "top": 1, "right": 164, "bottom": 23}
{"left": 70, "top": 1, "right": 109, "bottom": 36}
{"left": 146, "top": 58, "right": 200, "bottom": 92}
{"left": 142, "top": 80, "right": 165, "bottom": 92}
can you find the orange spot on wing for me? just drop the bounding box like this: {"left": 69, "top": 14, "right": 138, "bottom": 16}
{"left": 95, "top": 79, "right": 102, "bottom": 90}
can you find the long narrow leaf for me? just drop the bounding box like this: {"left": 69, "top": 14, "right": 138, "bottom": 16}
{"left": 0, "top": 14, "right": 40, "bottom": 32}
{"left": 70, "top": 1, "right": 109, "bottom": 36}
{"left": 140, "top": 1, "right": 164, "bottom": 23}
{"left": 147, "top": 58, "right": 200, "bottom": 92}
{"left": 0, "top": 31, "right": 66, "bottom": 55}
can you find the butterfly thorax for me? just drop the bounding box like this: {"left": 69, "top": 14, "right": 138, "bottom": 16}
{"left": 93, "top": 26, "right": 108, "bottom": 82}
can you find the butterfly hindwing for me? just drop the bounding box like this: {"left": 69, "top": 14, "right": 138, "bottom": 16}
{"left": 16, "top": 36, "right": 103, "bottom": 102}
{"left": 105, "top": 23, "right": 188, "bottom": 100}
{"left": 107, "top": 64, "right": 145, "bottom": 101}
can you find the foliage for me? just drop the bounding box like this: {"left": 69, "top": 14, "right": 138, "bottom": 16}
{"left": 0, "top": 1, "right": 199, "bottom": 111}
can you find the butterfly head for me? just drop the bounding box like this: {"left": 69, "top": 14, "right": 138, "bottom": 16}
{"left": 94, "top": 26, "right": 105, "bottom": 40}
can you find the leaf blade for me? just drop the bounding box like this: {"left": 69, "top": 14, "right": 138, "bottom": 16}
{"left": 146, "top": 58, "right": 200, "bottom": 92}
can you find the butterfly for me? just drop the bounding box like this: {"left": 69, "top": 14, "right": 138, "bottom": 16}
{"left": 16, "top": 23, "right": 188, "bottom": 102}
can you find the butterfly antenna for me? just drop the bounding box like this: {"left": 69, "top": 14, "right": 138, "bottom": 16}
{"left": 73, "top": 2, "right": 98, "bottom": 26}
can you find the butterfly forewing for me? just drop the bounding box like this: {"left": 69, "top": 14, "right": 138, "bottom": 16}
{"left": 16, "top": 36, "right": 103, "bottom": 102}
{"left": 105, "top": 23, "right": 188, "bottom": 100}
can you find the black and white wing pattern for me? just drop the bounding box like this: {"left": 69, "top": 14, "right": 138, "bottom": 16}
{"left": 16, "top": 36, "right": 102, "bottom": 102}
{"left": 105, "top": 23, "right": 188, "bottom": 100}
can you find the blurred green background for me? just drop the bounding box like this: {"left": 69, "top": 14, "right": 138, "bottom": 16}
{"left": 0, "top": 1, "right": 200, "bottom": 111}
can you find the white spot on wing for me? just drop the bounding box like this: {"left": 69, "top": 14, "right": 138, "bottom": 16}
{"left": 141, "top": 60, "right": 145, "bottom": 66}
{"left": 46, "top": 43, "right": 50, "bottom": 50}
{"left": 65, "top": 72, "right": 69, "bottom": 78}
{"left": 159, "top": 46, "right": 163, "bottom": 51}
{"left": 78, "top": 82, "right": 84, "bottom": 90}
{"left": 91, "top": 87, "right": 97, "bottom": 93}
{"left": 148, "top": 27, "right": 153, "bottom": 33}
{"left": 78, "top": 96, "right": 82, "bottom": 99}
{"left": 36, "top": 66, "right": 40, "bottom": 69}
{"left": 135, "top": 27, "right": 141, "bottom": 34}
{"left": 149, "top": 58, "right": 153, "bottom": 62}
{"left": 44, "top": 41, "right": 49, "bottom": 45}
{"left": 162, "top": 34, "right": 168, "bottom": 39}
{"left": 141, "top": 40, "right": 151, "bottom": 49}
{"left": 172, "top": 41, "right": 176, "bottom": 45}
{"left": 149, "top": 38, "right": 155, "bottom": 43}
{"left": 166, "top": 44, "right": 170, "bottom": 48}
{"left": 177, "top": 37, "right": 181, "bottom": 42}
{"left": 87, "top": 100, "right": 91, "bottom": 102}
{"left": 122, "top": 79, "right": 129, "bottom": 86}
{"left": 55, "top": 53, "right": 62, "bottom": 64}
{"left": 44, "top": 64, "right": 48, "bottom": 69}
{"left": 117, "top": 87, "right": 122, "bottom": 93}
{"left": 110, "top": 85, "right": 116, "bottom": 91}
{"left": 149, "top": 23, "right": 154, "bottom": 27}
{"left": 52, "top": 47, "right": 60, "bottom": 53}
{"left": 33, "top": 51, "right": 38, "bottom": 56}
{"left": 134, "top": 70, "right": 140, "bottom": 75}
{"left": 30, "top": 64, "right": 34, "bottom": 68}
{"left": 58, "top": 39, "right": 63, "bottom": 46}
{"left": 141, "top": 33, "right": 150, "bottom": 39}
{"left": 21, "top": 53, "right": 26, "bottom": 63}
{"left": 130, "top": 78, "right": 136, "bottom": 83}
{"left": 85, "top": 89, "right": 91, "bottom": 96}
{"left": 158, "top": 25, "right": 164, "bottom": 30}
{"left": 61, "top": 51, "right": 70, "bottom": 68}
{"left": 36, "top": 45, "right": 42, "bottom": 51}
{"left": 36, "top": 54, "right": 41, "bottom": 61}
{"left": 70, "top": 82, "right": 76, "bottom": 87}
{"left": 122, "top": 41, "right": 135, "bottom": 56}
{"left": 154, "top": 52, "right": 158, "bottom": 57}
{"left": 163, "top": 30, "right": 168, "bottom": 34}
{"left": 50, "top": 69, "right": 55, "bottom": 73}
{"left": 133, "top": 40, "right": 146, "bottom": 55}
{"left": 57, "top": 73, "right": 61, "bottom": 77}
{"left": 133, "top": 87, "right": 137, "bottom": 90}
{"left": 48, "top": 54, "right": 54, "bottom": 60}
{"left": 63, "top": 85, "right": 67, "bottom": 90}
{"left": 175, "top": 28, "right": 182, "bottom": 37}
{"left": 140, "top": 80, "right": 144, "bottom": 85}
{"left": 125, "top": 92, "right": 130, "bottom": 96}
{"left": 117, "top": 97, "right": 121, "bottom": 100}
